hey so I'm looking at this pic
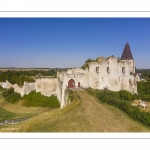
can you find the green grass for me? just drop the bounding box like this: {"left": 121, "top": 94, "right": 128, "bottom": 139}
{"left": 15, "top": 90, "right": 150, "bottom": 132}
{"left": 1, "top": 90, "right": 150, "bottom": 132}
{"left": 0, "top": 91, "right": 55, "bottom": 125}
{"left": 0, "top": 106, "right": 16, "bottom": 121}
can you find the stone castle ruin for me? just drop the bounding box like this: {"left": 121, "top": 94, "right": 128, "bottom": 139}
{"left": 0, "top": 43, "right": 141, "bottom": 108}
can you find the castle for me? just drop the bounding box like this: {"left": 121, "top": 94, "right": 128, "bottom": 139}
{"left": 0, "top": 43, "right": 141, "bottom": 108}
{"left": 58, "top": 43, "right": 141, "bottom": 107}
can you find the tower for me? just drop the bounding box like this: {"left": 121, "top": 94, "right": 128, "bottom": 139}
{"left": 121, "top": 43, "right": 135, "bottom": 73}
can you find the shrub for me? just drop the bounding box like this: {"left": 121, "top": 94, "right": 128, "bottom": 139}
{"left": 23, "top": 90, "right": 60, "bottom": 108}
{"left": 0, "top": 85, "right": 3, "bottom": 90}
{"left": 137, "top": 81, "right": 150, "bottom": 101}
{"left": 2, "top": 87, "right": 21, "bottom": 103}
{"left": 119, "top": 90, "right": 133, "bottom": 101}
{"left": 132, "top": 94, "right": 139, "bottom": 100}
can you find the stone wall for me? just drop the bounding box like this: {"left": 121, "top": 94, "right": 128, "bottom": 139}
{"left": 36, "top": 78, "right": 57, "bottom": 96}
{"left": 0, "top": 81, "right": 35, "bottom": 96}
{"left": 0, "top": 55, "right": 139, "bottom": 109}
{"left": 0, "top": 78, "right": 61, "bottom": 102}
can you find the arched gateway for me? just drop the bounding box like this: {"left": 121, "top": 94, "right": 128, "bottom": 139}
{"left": 68, "top": 79, "right": 75, "bottom": 88}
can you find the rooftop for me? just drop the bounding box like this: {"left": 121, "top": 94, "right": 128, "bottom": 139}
{"left": 121, "top": 43, "right": 133, "bottom": 60}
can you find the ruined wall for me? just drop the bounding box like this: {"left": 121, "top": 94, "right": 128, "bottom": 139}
{"left": 0, "top": 81, "right": 35, "bottom": 96}
{"left": 23, "top": 82, "right": 36, "bottom": 95}
{"left": 0, "top": 78, "right": 61, "bottom": 102}
{"left": 58, "top": 56, "right": 137, "bottom": 103}
{"left": 35, "top": 78, "right": 60, "bottom": 98}
{"left": 0, "top": 55, "right": 138, "bottom": 108}
{"left": 0, "top": 81, "right": 24, "bottom": 96}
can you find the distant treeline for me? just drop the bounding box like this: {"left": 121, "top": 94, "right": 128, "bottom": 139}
{"left": 0, "top": 69, "right": 57, "bottom": 86}
{"left": 0, "top": 71, "right": 35, "bottom": 86}
{"left": 138, "top": 69, "right": 150, "bottom": 80}
{"left": 137, "top": 81, "right": 150, "bottom": 100}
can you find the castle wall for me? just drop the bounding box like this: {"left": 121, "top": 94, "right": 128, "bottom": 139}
{"left": 0, "top": 55, "right": 138, "bottom": 108}
{"left": 0, "top": 78, "right": 61, "bottom": 102}
{"left": 0, "top": 81, "right": 35, "bottom": 96}
{"left": 35, "top": 78, "right": 58, "bottom": 96}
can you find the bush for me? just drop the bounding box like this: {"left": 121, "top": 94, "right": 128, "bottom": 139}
{"left": 0, "top": 85, "right": 3, "bottom": 90}
{"left": 119, "top": 90, "right": 133, "bottom": 101}
{"left": 137, "top": 81, "right": 150, "bottom": 101}
{"left": 23, "top": 90, "right": 60, "bottom": 108}
{"left": 2, "top": 87, "right": 21, "bottom": 103}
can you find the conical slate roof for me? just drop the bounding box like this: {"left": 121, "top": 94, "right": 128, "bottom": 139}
{"left": 121, "top": 43, "right": 133, "bottom": 60}
{"left": 135, "top": 67, "right": 139, "bottom": 74}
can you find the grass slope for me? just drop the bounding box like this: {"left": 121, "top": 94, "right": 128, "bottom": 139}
{"left": 0, "top": 106, "right": 16, "bottom": 121}
{"left": 13, "top": 90, "right": 150, "bottom": 132}
{"left": 0, "top": 91, "right": 53, "bottom": 123}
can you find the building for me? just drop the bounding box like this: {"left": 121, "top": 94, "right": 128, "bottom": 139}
{"left": 57, "top": 43, "right": 139, "bottom": 107}
{"left": 0, "top": 43, "right": 140, "bottom": 108}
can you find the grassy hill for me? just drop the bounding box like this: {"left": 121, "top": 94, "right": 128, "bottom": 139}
{"left": 1, "top": 90, "right": 149, "bottom": 132}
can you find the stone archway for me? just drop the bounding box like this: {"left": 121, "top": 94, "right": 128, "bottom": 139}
{"left": 68, "top": 79, "right": 75, "bottom": 88}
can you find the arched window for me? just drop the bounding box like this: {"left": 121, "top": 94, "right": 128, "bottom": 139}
{"left": 96, "top": 67, "right": 99, "bottom": 73}
{"left": 122, "top": 67, "right": 125, "bottom": 73}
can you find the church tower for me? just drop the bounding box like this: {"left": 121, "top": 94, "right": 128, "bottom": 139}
{"left": 121, "top": 43, "right": 135, "bottom": 73}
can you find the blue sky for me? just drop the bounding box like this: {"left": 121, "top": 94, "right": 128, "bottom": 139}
{"left": 0, "top": 18, "right": 150, "bottom": 68}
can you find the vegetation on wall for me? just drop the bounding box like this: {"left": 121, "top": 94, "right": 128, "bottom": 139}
{"left": 85, "top": 58, "right": 95, "bottom": 63}
{"left": 81, "top": 58, "right": 95, "bottom": 70}
{"left": 23, "top": 90, "right": 60, "bottom": 108}
{"left": 117, "top": 57, "right": 122, "bottom": 63}
{"left": 86, "top": 88, "right": 150, "bottom": 128}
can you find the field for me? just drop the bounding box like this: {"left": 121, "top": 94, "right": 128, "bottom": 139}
{"left": 0, "top": 90, "right": 150, "bottom": 132}
{"left": 0, "top": 68, "right": 53, "bottom": 72}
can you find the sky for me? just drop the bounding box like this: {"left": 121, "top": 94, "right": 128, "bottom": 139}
{"left": 0, "top": 18, "right": 150, "bottom": 69}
